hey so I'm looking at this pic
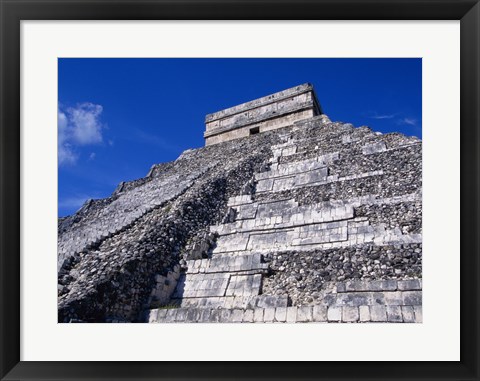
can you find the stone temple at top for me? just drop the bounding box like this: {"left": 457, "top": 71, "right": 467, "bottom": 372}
{"left": 204, "top": 83, "right": 322, "bottom": 145}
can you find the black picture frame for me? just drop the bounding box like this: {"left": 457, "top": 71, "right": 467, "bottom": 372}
{"left": 1, "top": 1, "right": 479, "bottom": 380}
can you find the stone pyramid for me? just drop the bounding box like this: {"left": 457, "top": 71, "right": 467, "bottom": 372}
{"left": 58, "top": 84, "right": 422, "bottom": 323}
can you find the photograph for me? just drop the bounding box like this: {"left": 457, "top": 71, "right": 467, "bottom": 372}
{"left": 2, "top": 1, "right": 477, "bottom": 378}
{"left": 57, "top": 58, "right": 422, "bottom": 323}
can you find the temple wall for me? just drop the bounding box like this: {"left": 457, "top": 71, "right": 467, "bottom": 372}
{"left": 205, "top": 109, "right": 315, "bottom": 146}
{"left": 204, "top": 83, "right": 321, "bottom": 145}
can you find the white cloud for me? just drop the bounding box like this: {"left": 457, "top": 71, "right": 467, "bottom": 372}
{"left": 396, "top": 117, "right": 417, "bottom": 126}
{"left": 58, "top": 103, "right": 104, "bottom": 167}
{"left": 58, "top": 110, "right": 77, "bottom": 166}
{"left": 368, "top": 112, "right": 419, "bottom": 128}
{"left": 368, "top": 112, "right": 396, "bottom": 120}
{"left": 69, "top": 103, "right": 103, "bottom": 144}
{"left": 401, "top": 117, "right": 417, "bottom": 126}
{"left": 89, "top": 152, "right": 96, "bottom": 160}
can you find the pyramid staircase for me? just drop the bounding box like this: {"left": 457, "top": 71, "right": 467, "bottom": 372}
{"left": 147, "top": 119, "right": 422, "bottom": 323}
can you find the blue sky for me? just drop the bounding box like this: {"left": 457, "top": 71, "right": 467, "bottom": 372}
{"left": 58, "top": 58, "right": 421, "bottom": 217}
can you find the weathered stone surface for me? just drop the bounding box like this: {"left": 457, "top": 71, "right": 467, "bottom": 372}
{"left": 58, "top": 84, "right": 421, "bottom": 324}
{"left": 384, "top": 292, "right": 403, "bottom": 306}
{"left": 264, "top": 307, "right": 276, "bottom": 323}
{"left": 147, "top": 309, "right": 158, "bottom": 323}
{"left": 231, "top": 309, "right": 244, "bottom": 322}
{"left": 370, "top": 306, "right": 387, "bottom": 322}
{"left": 209, "top": 309, "right": 222, "bottom": 323}
{"left": 156, "top": 309, "right": 168, "bottom": 322}
{"left": 339, "top": 279, "right": 398, "bottom": 292}
{"left": 413, "top": 306, "right": 423, "bottom": 323}
{"left": 327, "top": 307, "right": 342, "bottom": 322}
{"left": 362, "top": 141, "right": 387, "bottom": 155}
{"left": 286, "top": 307, "right": 297, "bottom": 323}
{"left": 255, "top": 295, "right": 288, "bottom": 309}
{"left": 359, "top": 306, "right": 370, "bottom": 322}
{"left": 254, "top": 308, "right": 264, "bottom": 323}
{"left": 401, "top": 306, "right": 415, "bottom": 323}
{"left": 242, "top": 309, "right": 254, "bottom": 323}
{"left": 275, "top": 307, "right": 287, "bottom": 322}
{"left": 312, "top": 305, "right": 328, "bottom": 322}
{"left": 204, "top": 83, "right": 321, "bottom": 146}
{"left": 198, "top": 309, "right": 211, "bottom": 323}
{"left": 397, "top": 279, "right": 422, "bottom": 291}
{"left": 175, "top": 308, "right": 188, "bottom": 322}
{"left": 402, "top": 291, "right": 422, "bottom": 306}
{"left": 296, "top": 306, "right": 313, "bottom": 322}
{"left": 342, "top": 306, "right": 359, "bottom": 322}
{"left": 164, "top": 309, "right": 177, "bottom": 323}
{"left": 386, "top": 306, "right": 403, "bottom": 322}
{"left": 186, "top": 308, "right": 199, "bottom": 322}
{"left": 219, "top": 309, "right": 233, "bottom": 323}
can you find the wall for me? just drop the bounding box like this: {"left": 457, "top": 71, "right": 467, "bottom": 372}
{"left": 205, "top": 109, "right": 315, "bottom": 146}
{"left": 204, "top": 83, "right": 321, "bottom": 145}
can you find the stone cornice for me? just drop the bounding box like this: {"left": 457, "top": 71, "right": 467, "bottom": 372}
{"left": 205, "top": 83, "right": 316, "bottom": 123}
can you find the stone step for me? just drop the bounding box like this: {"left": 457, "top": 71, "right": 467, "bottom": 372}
{"left": 185, "top": 253, "right": 267, "bottom": 274}
{"left": 211, "top": 219, "right": 421, "bottom": 255}
{"left": 227, "top": 194, "right": 253, "bottom": 207}
{"left": 172, "top": 272, "right": 264, "bottom": 300}
{"left": 255, "top": 159, "right": 328, "bottom": 181}
{"left": 57, "top": 169, "right": 206, "bottom": 271}
{"left": 323, "top": 290, "right": 422, "bottom": 308}
{"left": 211, "top": 200, "right": 354, "bottom": 236}
{"left": 336, "top": 279, "right": 422, "bottom": 293}
{"left": 255, "top": 169, "right": 383, "bottom": 194}
{"left": 175, "top": 294, "right": 288, "bottom": 310}
{"left": 147, "top": 303, "right": 422, "bottom": 323}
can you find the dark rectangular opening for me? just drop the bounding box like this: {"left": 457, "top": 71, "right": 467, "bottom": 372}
{"left": 250, "top": 127, "right": 260, "bottom": 135}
